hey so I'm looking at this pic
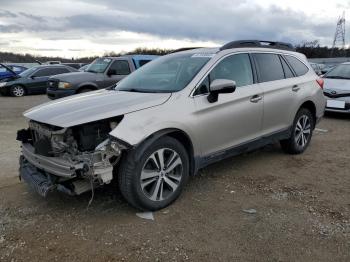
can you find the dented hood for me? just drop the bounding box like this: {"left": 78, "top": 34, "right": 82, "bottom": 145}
{"left": 24, "top": 89, "right": 171, "bottom": 127}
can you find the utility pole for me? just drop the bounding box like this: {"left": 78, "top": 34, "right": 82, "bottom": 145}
{"left": 331, "top": 11, "right": 346, "bottom": 57}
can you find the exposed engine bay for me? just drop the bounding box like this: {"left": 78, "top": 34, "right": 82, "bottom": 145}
{"left": 17, "top": 116, "right": 127, "bottom": 197}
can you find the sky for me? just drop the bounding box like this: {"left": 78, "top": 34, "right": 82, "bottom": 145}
{"left": 0, "top": 0, "right": 349, "bottom": 58}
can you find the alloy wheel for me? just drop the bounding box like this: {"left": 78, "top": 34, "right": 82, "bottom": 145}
{"left": 12, "top": 86, "right": 25, "bottom": 97}
{"left": 140, "top": 148, "right": 183, "bottom": 202}
{"left": 295, "top": 115, "right": 311, "bottom": 148}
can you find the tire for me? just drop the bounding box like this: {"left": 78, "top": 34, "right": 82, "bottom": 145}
{"left": 118, "top": 136, "right": 189, "bottom": 211}
{"left": 280, "top": 108, "right": 314, "bottom": 154}
{"left": 78, "top": 88, "right": 94, "bottom": 94}
{"left": 10, "top": 85, "right": 26, "bottom": 97}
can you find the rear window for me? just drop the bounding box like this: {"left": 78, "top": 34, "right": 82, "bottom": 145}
{"left": 254, "top": 53, "right": 285, "bottom": 82}
{"left": 139, "top": 60, "right": 151, "bottom": 67}
{"left": 284, "top": 55, "right": 309, "bottom": 76}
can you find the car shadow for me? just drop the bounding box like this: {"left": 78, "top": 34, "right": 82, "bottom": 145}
{"left": 20, "top": 143, "right": 282, "bottom": 214}
{"left": 324, "top": 111, "right": 350, "bottom": 120}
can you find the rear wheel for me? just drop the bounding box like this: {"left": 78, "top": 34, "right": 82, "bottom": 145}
{"left": 280, "top": 108, "right": 314, "bottom": 154}
{"left": 118, "top": 136, "right": 189, "bottom": 211}
{"left": 10, "top": 85, "right": 26, "bottom": 97}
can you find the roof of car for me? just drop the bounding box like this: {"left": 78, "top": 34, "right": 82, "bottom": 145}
{"left": 32, "top": 64, "right": 73, "bottom": 69}
{"left": 101, "top": 55, "right": 159, "bottom": 60}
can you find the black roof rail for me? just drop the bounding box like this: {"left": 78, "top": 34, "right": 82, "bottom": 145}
{"left": 170, "top": 47, "right": 203, "bottom": 53}
{"left": 220, "top": 40, "right": 295, "bottom": 51}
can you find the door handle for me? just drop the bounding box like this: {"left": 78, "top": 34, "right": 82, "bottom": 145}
{"left": 250, "top": 95, "right": 262, "bottom": 103}
{"left": 292, "top": 85, "right": 300, "bottom": 92}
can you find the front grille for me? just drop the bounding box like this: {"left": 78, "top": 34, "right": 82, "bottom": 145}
{"left": 29, "top": 121, "right": 62, "bottom": 156}
{"left": 324, "top": 91, "right": 350, "bottom": 98}
{"left": 33, "top": 136, "right": 52, "bottom": 156}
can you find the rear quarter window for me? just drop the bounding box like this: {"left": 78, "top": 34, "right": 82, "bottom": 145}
{"left": 280, "top": 56, "right": 294, "bottom": 78}
{"left": 284, "top": 55, "right": 309, "bottom": 76}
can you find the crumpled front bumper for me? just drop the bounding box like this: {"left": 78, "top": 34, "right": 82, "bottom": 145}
{"left": 22, "top": 142, "right": 84, "bottom": 178}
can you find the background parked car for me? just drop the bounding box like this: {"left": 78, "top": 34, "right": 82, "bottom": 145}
{"left": 310, "top": 62, "right": 323, "bottom": 75}
{"left": 321, "top": 65, "right": 336, "bottom": 75}
{"left": 44, "top": 61, "right": 61, "bottom": 65}
{"left": 0, "top": 65, "right": 77, "bottom": 97}
{"left": 0, "top": 63, "right": 27, "bottom": 80}
{"left": 323, "top": 62, "right": 350, "bottom": 113}
{"left": 47, "top": 55, "right": 158, "bottom": 99}
{"left": 78, "top": 64, "right": 90, "bottom": 72}
{"left": 62, "top": 63, "right": 87, "bottom": 69}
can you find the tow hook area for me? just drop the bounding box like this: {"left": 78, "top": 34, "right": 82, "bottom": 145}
{"left": 19, "top": 156, "right": 99, "bottom": 197}
{"left": 19, "top": 156, "right": 56, "bottom": 197}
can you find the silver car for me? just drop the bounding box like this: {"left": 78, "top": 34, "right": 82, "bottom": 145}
{"left": 323, "top": 62, "right": 350, "bottom": 113}
{"left": 17, "top": 40, "right": 326, "bottom": 210}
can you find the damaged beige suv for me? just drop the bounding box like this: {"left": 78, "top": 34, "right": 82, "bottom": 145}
{"left": 17, "top": 40, "right": 326, "bottom": 210}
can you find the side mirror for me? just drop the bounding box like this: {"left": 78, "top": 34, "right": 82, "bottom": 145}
{"left": 107, "top": 69, "right": 117, "bottom": 76}
{"left": 207, "top": 79, "right": 236, "bottom": 103}
{"left": 30, "top": 75, "right": 36, "bottom": 79}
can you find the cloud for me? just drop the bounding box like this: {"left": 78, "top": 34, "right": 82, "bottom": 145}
{"left": 0, "top": 9, "right": 17, "bottom": 18}
{"left": 19, "top": 12, "right": 46, "bottom": 22}
{"left": 0, "top": 0, "right": 342, "bottom": 57}
{"left": 62, "top": 3, "right": 335, "bottom": 45}
{"left": 0, "top": 24, "right": 23, "bottom": 33}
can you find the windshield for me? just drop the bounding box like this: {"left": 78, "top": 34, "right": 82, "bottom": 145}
{"left": 324, "top": 64, "right": 350, "bottom": 79}
{"left": 116, "top": 52, "right": 213, "bottom": 93}
{"left": 86, "top": 58, "right": 112, "bottom": 73}
{"left": 19, "top": 67, "right": 38, "bottom": 77}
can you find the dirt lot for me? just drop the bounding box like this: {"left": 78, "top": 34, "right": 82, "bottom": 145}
{"left": 0, "top": 94, "right": 349, "bottom": 261}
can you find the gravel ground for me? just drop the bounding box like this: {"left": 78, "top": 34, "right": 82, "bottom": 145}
{"left": 0, "top": 95, "right": 349, "bottom": 261}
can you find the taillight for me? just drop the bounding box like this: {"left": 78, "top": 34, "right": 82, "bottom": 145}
{"left": 316, "top": 78, "right": 324, "bottom": 89}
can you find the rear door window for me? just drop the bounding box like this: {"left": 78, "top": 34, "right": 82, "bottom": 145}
{"left": 34, "top": 67, "right": 69, "bottom": 77}
{"left": 52, "top": 67, "right": 70, "bottom": 74}
{"left": 254, "top": 53, "right": 285, "bottom": 82}
{"left": 284, "top": 55, "right": 309, "bottom": 76}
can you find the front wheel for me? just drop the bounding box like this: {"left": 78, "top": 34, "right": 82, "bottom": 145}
{"left": 10, "top": 85, "right": 26, "bottom": 97}
{"left": 280, "top": 108, "right": 314, "bottom": 154}
{"left": 118, "top": 136, "right": 189, "bottom": 211}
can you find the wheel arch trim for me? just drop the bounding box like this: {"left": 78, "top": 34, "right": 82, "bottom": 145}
{"left": 129, "top": 128, "right": 198, "bottom": 176}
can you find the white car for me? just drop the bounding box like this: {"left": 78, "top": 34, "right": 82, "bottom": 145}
{"left": 323, "top": 62, "right": 350, "bottom": 113}
{"left": 17, "top": 40, "right": 326, "bottom": 210}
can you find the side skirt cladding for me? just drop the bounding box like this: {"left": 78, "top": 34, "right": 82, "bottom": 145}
{"left": 195, "top": 127, "right": 292, "bottom": 172}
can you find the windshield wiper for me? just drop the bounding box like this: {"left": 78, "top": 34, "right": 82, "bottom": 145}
{"left": 86, "top": 70, "right": 98, "bottom": 73}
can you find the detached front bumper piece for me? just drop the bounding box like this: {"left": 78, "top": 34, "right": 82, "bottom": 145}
{"left": 19, "top": 156, "right": 56, "bottom": 197}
